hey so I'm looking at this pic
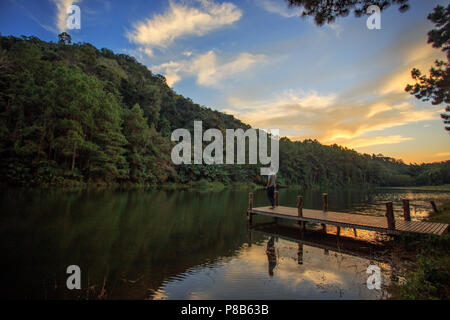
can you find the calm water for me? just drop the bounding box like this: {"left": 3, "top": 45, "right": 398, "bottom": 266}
{"left": 0, "top": 187, "right": 448, "bottom": 300}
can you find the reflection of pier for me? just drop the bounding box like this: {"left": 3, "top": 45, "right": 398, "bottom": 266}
{"left": 249, "top": 222, "right": 399, "bottom": 266}
{"left": 248, "top": 193, "right": 449, "bottom": 236}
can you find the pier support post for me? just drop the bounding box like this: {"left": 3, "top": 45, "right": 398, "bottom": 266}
{"left": 248, "top": 193, "right": 253, "bottom": 224}
{"left": 322, "top": 193, "right": 328, "bottom": 212}
{"left": 336, "top": 226, "right": 341, "bottom": 236}
{"left": 274, "top": 191, "right": 279, "bottom": 207}
{"left": 402, "top": 199, "right": 411, "bottom": 221}
{"left": 385, "top": 202, "right": 395, "bottom": 230}
{"left": 430, "top": 201, "right": 438, "bottom": 213}
{"left": 297, "top": 196, "right": 304, "bottom": 230}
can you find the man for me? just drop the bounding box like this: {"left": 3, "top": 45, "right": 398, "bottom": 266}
{"left": 266, "top": 171, "right": 276, "bottom": 209}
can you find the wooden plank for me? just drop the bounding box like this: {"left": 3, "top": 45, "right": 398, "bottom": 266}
{"left": 432, "top": 224, "right": 443, "bottom": 235}
{"left": 420, "top": 222, "right": 438, "bottom": 234}
{"left": 433, "top": 224, "right": 446, "bottom": 235}
{"left": 251, "top": 207, "right": 395, "bottom": 234}
{"left": 427, "top": 222, "right": 442, "bottom": 235}
{"left": 439, "top": 224, "right": 449, "bottom": 234}
{"left": 435, "top": 224, "right": 448, "bottom": 235}
{"left": 408, "top": 222, "right": 425, "bottom": 233}
{"left": 431, "top": 224, "right": 445, "bottom": 234}
{"left": 396, "top": 220, "right": 414, "bottom": 233}
{"left": 422, "top": 222, "right": 440, "bottom": 234}
{"left": 249, "top": 205, "right": 448, "bottom": 236}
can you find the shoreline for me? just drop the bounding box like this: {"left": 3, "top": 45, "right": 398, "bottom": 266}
{"left": 388, "top": 200, "right": 450, "bottom": 299}
{"left": 377, "top": 185, "right": 450, "bottom": 192}
{"left": 6, "top": 182, "right": 450, "bottom": 192}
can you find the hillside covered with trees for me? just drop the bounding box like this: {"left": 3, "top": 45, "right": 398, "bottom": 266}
{"left": 0, "top": 35, "right": 448, "bottom": 188}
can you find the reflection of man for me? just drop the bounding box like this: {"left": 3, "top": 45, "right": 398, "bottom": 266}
{"left": 297, "top": 243, "right": 303, "bottom": 265}
{"left": 266, "top": 237, "right": 277, "bottom": 276}
{"left": 266, "top": 172, "right": 276, "bottom": 209}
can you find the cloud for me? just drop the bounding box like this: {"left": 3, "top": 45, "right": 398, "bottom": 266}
{"left": 52, "top": 0, "right": 80, "bottom": 32}
{"left": 257, "top": 0, "right": 303, "bottom": 18}
{"left": 151, "top": 50, "right": 266, "bottom": 87}
{"left": 257, "top": 0, "right": 342, "bottom": 37}
{"left": 325, "top": 23, "right": 343, "bottom": 38}
{"left": 221, "top": 29, "right": 446, "bottom": 152}
{"left": 333, "top": 135, "right": 414, "bottom": 149}
{"left": 127, "top": 0, "right": 242, "bottom": 53}
{"left": 224, "top": 87, "right": 436, "bottom": 148}
{"left": 435, "top": 152, "right": 450, "bottom": 158}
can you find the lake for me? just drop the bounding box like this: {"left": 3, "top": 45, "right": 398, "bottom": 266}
{"left": 0, "top": 187, "right": 448, "bottom": 300}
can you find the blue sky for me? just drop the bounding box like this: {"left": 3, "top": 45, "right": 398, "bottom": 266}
{"left": 1, "top": 0, "right": 449, "bottom": 163}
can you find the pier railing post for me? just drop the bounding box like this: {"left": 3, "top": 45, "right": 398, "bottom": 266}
{"left": 321, "top": 193, "right": 328, "bottom": 232}
{"left": 297, "top": 195, "right": 304, "bottom": 230}
{"left": 297, "top": 196, "right": 303, "bottom": 217}
{"left": 322, "top": 193, "right": 328, "bottom": 212}
{"left": 385, "top": 202, "right": 395, "bottom": 230}
{"left": 275, "top": 191, "right": 279, "bottom": 207}
{"left": 402, "top": 199, "right": 411, "bottom": 221}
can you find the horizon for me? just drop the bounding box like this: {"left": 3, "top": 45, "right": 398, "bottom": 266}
{"left": 1, "top": 0, "right": 449, "bottom": 164}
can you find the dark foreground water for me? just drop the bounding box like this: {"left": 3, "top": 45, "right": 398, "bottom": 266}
{"left": 0, "top": 187, "right": 448, "bottom": 300}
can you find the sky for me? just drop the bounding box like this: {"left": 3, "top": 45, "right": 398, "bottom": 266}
{"left": 1, "top": 0, "right": 449, "bottom": 164}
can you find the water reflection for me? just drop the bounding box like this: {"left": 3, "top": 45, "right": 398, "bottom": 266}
{"left": 153, "top": 223, "right": 396, "bottom": 299}
{"left": 266, "top": 237, "right": 277, "bottom": 276}
{"left": 0, "top": 187, "right": 447, "bottom": 299}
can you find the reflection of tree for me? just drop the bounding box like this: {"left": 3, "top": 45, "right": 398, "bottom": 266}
{"left": 0, "top": 189, "right": 255, "bottom": 299}
{"left": 266, "top": 237, "right": 277, "bottom": 276}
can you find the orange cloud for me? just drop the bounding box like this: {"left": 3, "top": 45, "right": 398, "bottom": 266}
{"left": 224, "top": 34, "right": 444, "bottom": 154}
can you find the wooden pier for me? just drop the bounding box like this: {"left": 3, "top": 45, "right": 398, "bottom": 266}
{"left": 247, "top": 192, "right": 449, "bottom": 236}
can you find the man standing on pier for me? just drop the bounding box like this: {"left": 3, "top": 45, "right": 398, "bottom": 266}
{"left": 266, "top": 171, "right": 276, "bottom": 209}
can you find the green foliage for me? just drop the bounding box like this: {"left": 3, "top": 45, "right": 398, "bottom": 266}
{"left": 0, "top": 35, "right": 449, "bottom": 188}
{"left": 392, "top": 250, "right": 450, "bottom": 299}
{"left": 390, "top": 202, "right": 450, "bottom": 300}
{"left": 391, "top": 232, "right": 450, "bottom": 300}
{"left": 58, "top": 32, "right": 71, "bottom": 45}
{"left": 405, "top": 5, "right": 450, "bottom": 132}
{"left": 286, "top": 0, "right": 409, "bottom": 26}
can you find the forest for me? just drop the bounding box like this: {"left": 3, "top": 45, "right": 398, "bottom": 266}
{"left": 0, "top": 34, "right": 449, "bottom": 188}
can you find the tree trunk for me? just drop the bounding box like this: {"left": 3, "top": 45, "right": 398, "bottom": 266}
{"left": 71, "top": 142, "right": 77, "bottom": 171}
